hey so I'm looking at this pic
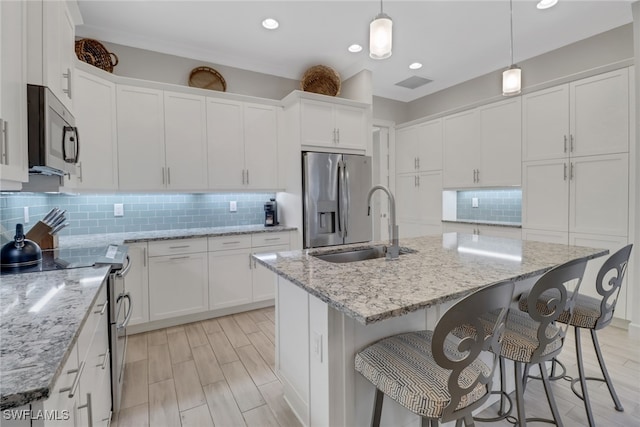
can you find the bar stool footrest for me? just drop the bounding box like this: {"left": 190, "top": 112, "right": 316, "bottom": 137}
{"left": 473, "top": 390, "right": 514, "bottom": 423}
{"left": 570, "top": 376, "right": 624, "bottom": 411}
{"left": 527, "top": 358, "right": 568, "bottom": 382}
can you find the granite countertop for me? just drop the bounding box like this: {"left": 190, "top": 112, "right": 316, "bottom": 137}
{"left": 442, "top": 219, "right": 522, "bottom": 228}
{"left": 57, "top": 224, "right": 296, "bottom": 248}
{"left": 0, "top": 266, "right": 111, "bottom": 410}
{"left": 253, "top": 233, "right": 608, "bottom": 325}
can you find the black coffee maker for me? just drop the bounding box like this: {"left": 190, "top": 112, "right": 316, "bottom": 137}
{"left": 264, "top": 198, "right": 278, "bottom": 227}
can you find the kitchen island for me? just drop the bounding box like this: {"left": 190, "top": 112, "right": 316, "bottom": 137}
{"left": 0, "top": 266, "right": 110, "bottom": 410}
{"left": 252, "top": 233, "right": 608, "bottom": 427}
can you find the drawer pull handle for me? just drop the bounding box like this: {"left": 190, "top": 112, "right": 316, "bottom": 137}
{"left": 94, "top": 300, "right": 108, "bottom": 316}
{"left": 222, "top": 241, "right": 241, "bottom": 245}
{"left": 60, "top": 361, "right": 85, "bottom": 398}
{"left": 168, "top": 245, "right": 190, "bottom": 249}
{"left": 263, "top": 237, "right": 281, "bottom": 241}
{"left": 169, "top": 256, "right": 190, "bottom": 260}
{"left": 98, "top": 349, "right": 110, "bottom": 369}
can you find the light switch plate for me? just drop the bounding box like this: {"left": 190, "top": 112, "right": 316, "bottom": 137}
{"left": 114, "top": 203, "right": 124, "bottom": 217}
{"left": 23, "top": 207, "right": 29, "bottom": 223}
{"left": 229, "top": 201, "right": 237, "bottom": 212}
{"left": 472, "top": 197, "right": 479, "bottom": 208}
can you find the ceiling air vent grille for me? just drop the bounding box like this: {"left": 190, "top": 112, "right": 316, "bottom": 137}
{"left": 395, "top": 76, "right": 432, "bottom": 89}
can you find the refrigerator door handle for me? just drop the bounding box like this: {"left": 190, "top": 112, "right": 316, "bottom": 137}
{"left": 337, "top": 160, "right": 346, "bottom": 239}
{"left": 344, "top": 163, "right": 350, "bottom": 238}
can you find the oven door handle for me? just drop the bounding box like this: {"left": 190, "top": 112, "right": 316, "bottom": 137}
{"left": 116, "top": 293, "right": 133, "bottom": 330}
{"left": 116, "top": 255, "right": 132, "bottom": 278}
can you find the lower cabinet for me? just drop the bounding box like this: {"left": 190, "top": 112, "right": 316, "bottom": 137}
{"left": 443, "top": 222, "right": 522, "bottom": 239}
{"left": 252, "top": 244, "right": 289, "bottom": 301}
{"left": 148, "top": 238, "right": 209, "bottom": 321}
{"left": 40, "top": 283, "right": 111, "bottom": 427}
{"left": 209, "top": 246, "right": 253, "bottom": 310}
{"left": 123, "top": 242, "right": 149, "bottom": 326}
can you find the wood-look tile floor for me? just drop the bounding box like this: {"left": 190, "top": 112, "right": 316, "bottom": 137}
{"left": 115, "top": 307, "right": 640, "bottom": 427}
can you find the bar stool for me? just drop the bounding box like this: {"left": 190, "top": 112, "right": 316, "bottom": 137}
{"left": 518, "top": 244, "right": 633, "bottom": 427}
{"left": 354, "top": 279, "right": 515, "bottom": 427}
{"left": 495, "top": 257, "right": 587, "bottom": 426}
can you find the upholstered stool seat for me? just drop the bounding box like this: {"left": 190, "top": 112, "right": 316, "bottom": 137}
{"left": 355, "top": 330, "right": 491, "bottom": 419}
{"left": 519, "top": 290, "right": 604, "bottom": 330}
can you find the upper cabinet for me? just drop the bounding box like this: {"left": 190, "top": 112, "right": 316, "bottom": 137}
{"left": 443, "top": 97, "right": 521, "bottom": 188}
{"left": 27, "top": 0, "right": 80, "bottom": 112}
{"left": 73, "top": 68, "right": 118, "bottom": 190}
{"left": 277, "top": 91, "right": 369, "bottom": 153}
{"left": 523, "top": 68, "right": 629, "bottom": 161}
{"left": 206, "top": 99, "right": 279, "bottom": 190}
{"left": 396, "top": 119, "right": 443, "bottom": 174}
{"left": 0, "top": 0, "right": 28, "bottom": 186}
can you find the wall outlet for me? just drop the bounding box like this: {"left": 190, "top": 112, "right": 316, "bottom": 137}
{"left": 312, "top": 331, "right": 323, "bottom": 362}
{"left": 229, "top": 201, "right": 237, "bottom": 212}
{"left": 114, "top": 203, "right": 124, "bottom": 217}
{"left": 472, "top": 197, "right": 479, "bottom": 208}
{"left": 23, "top": 206, "right": 29, "bottom": 223}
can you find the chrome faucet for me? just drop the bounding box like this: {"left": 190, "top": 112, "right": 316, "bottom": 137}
{"left": 367, "top": 185, "right": 399, "bottom": 260}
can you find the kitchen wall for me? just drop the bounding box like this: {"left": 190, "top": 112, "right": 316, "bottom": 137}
{"left": 372, "top": 96, "right": 409, "bottom": 124}
{"left": 456, "top": 189, "right": 522, "bottom": 224}
{"left": 0, "top": 192, "right": 274, "bottom": 240}
{"left": 406, "top": 24, "right": 634, "bottom": 122}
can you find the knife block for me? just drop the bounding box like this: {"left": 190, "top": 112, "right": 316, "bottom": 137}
{"left": 25, "top": 221, "right": 59, "bottom": 250}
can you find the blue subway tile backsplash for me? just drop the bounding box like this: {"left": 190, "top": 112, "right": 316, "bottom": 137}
{"left": 0, "top": 192, "right": 275, "bottom": 238}
{"left": 456, "top": 189, "right": 522, "bottom": 224}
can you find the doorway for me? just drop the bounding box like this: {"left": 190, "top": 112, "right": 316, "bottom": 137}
{"left": 371, "top": 120, "right": 395, "bottom": 242}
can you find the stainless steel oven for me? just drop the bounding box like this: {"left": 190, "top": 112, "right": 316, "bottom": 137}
{"left": 109, "top": 255, "right": 132, "bottom": 415}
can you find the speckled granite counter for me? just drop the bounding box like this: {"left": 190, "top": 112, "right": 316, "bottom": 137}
{"left": 57, "top": 225, "right": 296, "bottom": 249}
{"left": 0, "top": 266, "right": 111, "bottom": 410}
{"left": 442, "top": 219, "right": 522, "bottom": 228}
{"left": 253, "top": 233, "right": 607, "bottom": 325}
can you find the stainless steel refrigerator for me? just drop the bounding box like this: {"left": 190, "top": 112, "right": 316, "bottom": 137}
{"left": 303, "top": 152, "right": 373, "bottom": 248}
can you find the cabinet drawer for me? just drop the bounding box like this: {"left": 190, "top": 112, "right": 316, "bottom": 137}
{"left": 251, "top": 232, "right": 289, "bottom": 248}
{"left": 43, "top": 342, "right": 79, "bottom": 423}
{"left": 208, "top": 234, "right": 252, "bottom": 251}
{"left": 77, "top": 284, "right": 108, "bottom": 362}
{"left": 148, "top": 238, "right": 207, "bottom": 257}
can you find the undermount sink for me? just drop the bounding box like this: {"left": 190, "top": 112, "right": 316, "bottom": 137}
{"left": 312, "top": 245, "right": 416, "bottom": 263}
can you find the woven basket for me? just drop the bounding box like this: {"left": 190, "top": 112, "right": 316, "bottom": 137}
{"left": 75, "top": 39, "right": 119, "bottom": 73}
{"left": 188, "top": 66, "right": 227, "bottom": 92}
{"left": 301, "top": 65, "right": 341, "bottom": 96}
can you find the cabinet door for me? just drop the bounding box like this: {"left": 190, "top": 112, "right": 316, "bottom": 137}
{"left": 334, "top": 104, "right": 366, "bottom": 150}
{"left": 0, "top": 0, "right": 27, "bottom": 184}
{"left": 522, "top": 228, "right": 568, "bottom": 244}
{"left": 244, "top": 103, "right": 278, "bottom": 189}
{"left": 207, "top": 98, "right": 244, "bottom": 188}
{"left": 395, "top": 127, "right": 418, "bottom": 174}
{"left": 117, "top": 85, "right": 165, "bottom": 190}
{"left": 58, "top": 4, "right": 75, "bottom": 109}
{"left": 300, "top": 99, "right": 334, "bottom": 147}
{"left": 74, "top": 70, "right": 118, "bottom": 190}
{"left": 569, "top": 153, "right": 628, "bottom": 236}
{"left": 570, "top": 68, "right": 629, "bottom": 157}
{"left": 522, "top": 159, "right": 569, "bottom": 232}
{"left": 164, "top": 91, "right": 208, "bottom": 190}
{"left": 443, "top": 110, "right": 479, "bottom": 188}
{"left": 252, "top": 244, "right": 289, "bottom": 301}
{"left": 123, "top": 243, "right": 149, "bottom": 327}
{"left": 209, "top": 248, "right": 252, "bottom": 310}
{"left": 42, "top": 344, "right": 78, "bottom": 427}
{"left": 417, "top": 119, "right": 443, "bottom": 171}
{"left": 396, "top": 174, "right": 419, "bottom": 223}
{"left": 479, "top": 98, "right": 521, "bottom": 186}
{"left": 149, "top": 252, "right": 209, "bottom": 320}
{"left": 479, "top": 225, "right": 522, "bottom": 239}
{"left": 416, "top": 171, "right": 443, "bottom": 226}
{"left": 522, "top": 85, "right": 569, "bottom": 161}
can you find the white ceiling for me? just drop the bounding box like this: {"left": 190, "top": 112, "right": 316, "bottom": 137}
{"left": 76, "top": 0, "right": 634, "bottom": 102}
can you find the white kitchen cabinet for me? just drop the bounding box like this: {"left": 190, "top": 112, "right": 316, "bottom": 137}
{"left": 41, "top": 343, "right": 78, "bottom": 427}
{"left": 522, "top": 159, "right": 570, "bottom": 233}
{"left": 300, "top": 98, "right": 367, "bottom": 151}
{"left": 164, "top": 91, "right": 208, "bottom": 190}
{"left": 396, "top": 119, "right": 443, "bottom": 174}
{"left": 116, "top": 85, "right": 165, "bottom": 190}
{"left": 443, "top": 222, "right": 521, "bottom": 239}
{"left": 122, "top": 242, "right": 149, "bottom": 326}
{"left": 252, "top": 244, "right": 288, "bottom": 301}
{"left": 521, "top": 228, "right": 568, "bottom": 244}
{"left": 73, "top": 68, "right": 118, "bottom": 190}
{"left": 443, "top": 98, "right": 521, "bottom": 188}
{"left": 0, "top": 0, "right": 28, "bottom": 186}
{"left": 206, "top": 98, "right": 279, "bottom": 189}
{"left": 443, "top": 109, "right": 479, "bottom": 188}
{"left": 208, "top": 235, "right": 253, "bottom": 309}
{"left": 148, "top": 239, "right": 209, "bottom": 321}
{"left": 396, "top": 171, "right": 442, "bottom": 226}
{"left": 27, "top": 0, "right": 78, "bottom": 112}
{"left": 523, "top": 68, "right": 629, "bottom": 162}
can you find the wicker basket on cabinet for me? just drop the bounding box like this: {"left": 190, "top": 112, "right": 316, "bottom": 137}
{"left": 75, "top": 38, "right": 119, "bottom": 73}
{"left": 300, "top": 65, "right": 341, "bottom": 96}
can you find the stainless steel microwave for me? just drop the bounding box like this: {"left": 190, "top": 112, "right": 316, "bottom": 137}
{"left": 27, "top": 85, "right": 79, "bottom": 176}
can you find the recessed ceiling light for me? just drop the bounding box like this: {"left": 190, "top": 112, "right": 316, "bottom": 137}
{"left": 262, "top": 18, "right": 279, "bottom": 30}
{"left": 348, "top": 44, "right": 363, "bottom": 53}
{"left": 409, "top": 62, "right": 423, "bottom": 70}
{"left": 536, "top": 0, "right": 558, "bottom": 10}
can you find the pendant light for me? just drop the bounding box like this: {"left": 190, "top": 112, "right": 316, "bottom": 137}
{"left": 502, "top": 0, "right": 521, "bottom": 96}
{"left": 369, "top": 0, "right": 392, "bottom": 60}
